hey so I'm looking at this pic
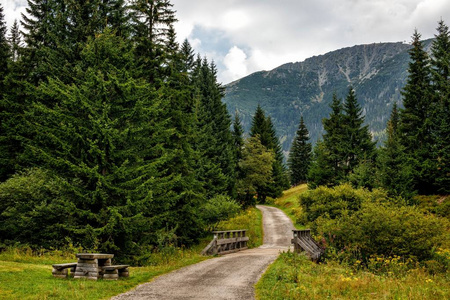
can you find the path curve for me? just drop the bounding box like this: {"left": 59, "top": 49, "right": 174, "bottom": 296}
{"left": 112, "top": 205, "right": 294, "bottom": 300}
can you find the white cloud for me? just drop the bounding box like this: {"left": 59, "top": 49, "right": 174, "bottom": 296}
{"left": 4, "top": 0, "right": 450, "bottom": 83}
{"left": 222, "top": 46, "right": 248, "bottom": 83}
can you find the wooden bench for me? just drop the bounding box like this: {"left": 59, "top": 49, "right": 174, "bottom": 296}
{"left": 102, "top": 265, "right": 130, "bottom": 280}
{"left": 52, "top": 263, "right": 77, "bottom": 278}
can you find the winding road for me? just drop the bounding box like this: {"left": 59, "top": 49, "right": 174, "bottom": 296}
{"left": 112, "top": 205, "right": 294, "bottom": 300}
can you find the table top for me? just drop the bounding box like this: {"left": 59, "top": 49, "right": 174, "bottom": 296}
{"left": 76, "top": 253, "right": 114, "bottom": 259}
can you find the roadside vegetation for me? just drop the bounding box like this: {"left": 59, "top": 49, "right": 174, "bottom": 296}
{"left": 257, "top": 185, "right": 450, "bottom": 300}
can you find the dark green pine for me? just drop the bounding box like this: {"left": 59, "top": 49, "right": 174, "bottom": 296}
{"left": 0, "top": 4, "right": 8, "bottom": 83}
{"left": 341, "top": 87, "right": 376, "bottom": 177}
{"left": 399, "top": 30, "right": 436, "bottom": 194}
{"left": 8, "top": 19, "right": 21, "bottom": 62}
{"left": 378, "top": 103, "right": 415, "bottom": 200}
{"left": 431, "top": 20, "right": 450, "bottom": 193}
{"left": 23, "top": 31, "right": 171, "bottom": 254}
{"left": 288, "top": 116, "right": 312, "bottom": 186}
{"left": 321, "top": 93, "right": 346, "bottom": 185}
{"left": 193, "top": 58, "right": 236, "bottom": 198}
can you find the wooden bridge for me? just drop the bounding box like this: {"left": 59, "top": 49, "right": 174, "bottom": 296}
{"left": 291, "top": 229, "right": 324, "bottom": 261}
{"left": 201, "top": 230, "right": 249, "bottom": 255}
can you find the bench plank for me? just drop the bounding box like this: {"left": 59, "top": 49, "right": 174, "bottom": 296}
{"left": 52, "top": 263, "right": 77, "bottom": 270}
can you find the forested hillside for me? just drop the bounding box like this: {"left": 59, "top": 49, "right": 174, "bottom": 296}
{"left": 0, "top": 0, "right": 290, "bottom": 261}
{"left": 223, "top": 40, "right": 433, "bottom": 153}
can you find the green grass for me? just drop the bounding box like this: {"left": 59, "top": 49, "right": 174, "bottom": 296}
{"left": 270, "top": 184, "right": 308, "bottom": 229}
{"left": 256, "top": 251, "right": 450, "bottom": 300}
{"left": 0, "top": 246, "right": 206, "bottom": 300}
{"left": 217, "top": 206, "right": 263, "bottom": 248}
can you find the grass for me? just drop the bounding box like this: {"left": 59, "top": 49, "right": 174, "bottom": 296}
{"left": 217, "top": 206, "right": 264, "bottom": 248}
{"left": 269, "top": 184, "right": 308, "bottom": 229}
{"left": 0, "top": 206, "right": 263, "bottom": 299}
{"left": 256, "top": 251, "right": 450, "bottom": 300}
{"left": 0, "top": 246, "right": 206, "bottom": 300}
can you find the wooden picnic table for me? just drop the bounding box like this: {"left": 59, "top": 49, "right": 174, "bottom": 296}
{"left": 74, "top": 253, "right": 114, "bottom": 280}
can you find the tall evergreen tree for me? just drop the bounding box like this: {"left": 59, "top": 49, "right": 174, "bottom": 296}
{"left": 320, "top": 93, "right": 346, "bottom": 185}
{"left": 399, "top": 30, "right": 435, "bottom": 194}
{"left": 378, "top": 103, "right": 415, "bottom": 199}
{"left": 131, "top": 0, "right": 177, "bottom": 84}
{"left": 249, "top": 106, "right": 288, "bottom": 200}
{"left": 8, "top": 20, "right": 21, "bottom": 62}
{"left": 341, "top": 87, "right": 376, "bottom": 177}
{"left": 0, "top": 4, "right": 8, "bottom": 83}
{"left": 193, "top": 58, "right": 235, "bottom": 198}
{"left": 232, "top": 111, "right": 244, "bottom": 181}
{"left": 288, "top": 116, "right": 312, "bottom": 185}
{"left": 430, "top": 20, "right": 450, "bottom": 193}
{"left": 21, "top": 30, "right": 178, "bottom": 254}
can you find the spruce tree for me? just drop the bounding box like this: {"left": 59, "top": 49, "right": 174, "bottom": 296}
{"left": 0, "top": 4, "right": 8, "bottom": 83}
{"left": 193, "top": 58, "right": 235, "bottom": 198}
{"left": 431, "top": 20, "right": 450, "bottom": 193}
{"left": 288, "top": 116, "right": 312, "bottom": 185}
{"left": 131, "top": 0, "right": 177, "bottom": 84}
{"left": 341, "top": 87, "right": 376, "bottom": 177}
{"left": 320, "top": 93, "right": 346, "bottom": 185}
{"left": 378, "top": 103, "right": 415, "bottom": 199}
{"left": 399, "top": 30, "right": 435, "bottom": 194}
{"left": 8, "top": 20, "right": 21, "bottom": 62}
{"left": 232, "top": 112, "right": 244, "bottom": 182}
{"left": 23, "top": 30, "right": 172, "bottom": 254}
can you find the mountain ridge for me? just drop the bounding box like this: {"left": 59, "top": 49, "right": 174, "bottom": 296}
{"left": 223, "top": 39, "right": 433, "bottom": 156}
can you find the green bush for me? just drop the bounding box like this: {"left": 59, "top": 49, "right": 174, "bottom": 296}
{"left": 315, "top": 200, "right": 450, "bottom": 264}
{"left": 299, "top": 184, "right": 389, "bottom": 222}
{"left": 0, "top": 168, "right": 76, "bottom": 249}
{"left": 199, "top": 195, "right": 241, "bottom": 231}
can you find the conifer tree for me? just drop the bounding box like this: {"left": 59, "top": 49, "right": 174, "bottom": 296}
{"left": 288, "top": 116, "right": 312, "bottom": 185}
{"left": 430, "top": 20, "right": 450, "bottom": 193}
{"left": 320, "top": 93, "right": 346, "bottom": 185}
{"left": 0, "top": 4, "right": 8, "bottom": 83}
{"left": 378, "top": 103, "right": 415, "bottom": 199}
{"left": 8, "top": 20, "right": 21, "bottom": 62}
{"left": 131, "top": 0, "right": 177, "bottom": 84}
{"left": 399, "top": 30, "right": 435, "bottom": 194}
{"left": 23, "top": 31, "right": 173, "bottom": 254}
{"left": 341, "top": 87, "right": 376, "bottom": 177}
{"left": 193, "top": 58, "right": 235, "bottom": 198}
{"left": 232, "top": 112, "right": 244, "bottom": 182}
{"left": 249, "top": 106, "right": 288, "bottom": 200}
{"left": 307, "top": 140, "right": 334, "bottom": 189}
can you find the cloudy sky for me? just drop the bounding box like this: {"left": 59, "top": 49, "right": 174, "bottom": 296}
{"left": 3, "top": 0, "right": 450, "bottom": 83}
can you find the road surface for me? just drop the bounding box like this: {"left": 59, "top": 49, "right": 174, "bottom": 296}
{"left": 112, "top": 205, "right": 294, "bottom": 300}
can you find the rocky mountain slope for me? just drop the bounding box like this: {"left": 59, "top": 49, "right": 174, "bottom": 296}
{"left": 223, "top": 40, "right": 433, "bottom": 155}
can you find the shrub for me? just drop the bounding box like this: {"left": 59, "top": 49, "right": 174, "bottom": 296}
{"left": 0, "top": 168, "right": 76, "bottom": 249}
{"left": 315, "top": 200, "right": 450, "bottom": 264}
{"left": 299, "top": 184, "right": 389, "bottom": 223}
{"left": 199, "top": 195, "right": 241, "bottom": 231}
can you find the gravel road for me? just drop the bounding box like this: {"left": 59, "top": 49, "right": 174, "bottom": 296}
{"left": 111, "top": 205, "right": 294, "bottom": 300}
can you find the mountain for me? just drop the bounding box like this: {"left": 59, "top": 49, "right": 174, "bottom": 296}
{"left": 223, "top": 40, "right": 433, "bottom": 157}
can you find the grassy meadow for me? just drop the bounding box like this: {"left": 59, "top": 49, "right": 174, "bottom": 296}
{"left": 0, "top": 207, "right": 263, "bottom": 300}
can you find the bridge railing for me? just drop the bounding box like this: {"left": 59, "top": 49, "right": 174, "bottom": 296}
{"left": 201, "top": 230, "right": 249, "bottom": 256}
{"left": 291, "top": 229, "right": 324, "bottom": 261}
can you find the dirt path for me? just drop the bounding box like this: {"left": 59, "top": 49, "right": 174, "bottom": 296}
{"left": 112, "top": 205, "right": 294, "bottom": 300}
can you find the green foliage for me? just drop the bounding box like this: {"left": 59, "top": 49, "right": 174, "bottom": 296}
{"left": 0, "top": 168, "right": 75, "bottom": 249}
{"left": 299, "top": 184, "right": 380, "bottom": 223}
{"left": 199, "top": 195, "right": 241, "bottom": 230}
{"left": 315, "top": 200, "right": 449, "bottom": 263}
{"left": 288, "top": 116, "right": 312, "bottom": 185}
{"left": 237, "top": 136, "right": 275, "bottom": 206}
